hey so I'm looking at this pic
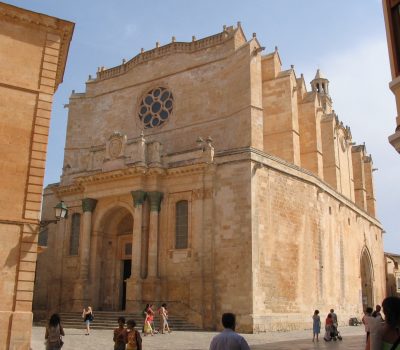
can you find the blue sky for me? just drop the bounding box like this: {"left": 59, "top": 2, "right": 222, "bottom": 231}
{"left": 5, "top": 0, "right": 399, "bottom": 253}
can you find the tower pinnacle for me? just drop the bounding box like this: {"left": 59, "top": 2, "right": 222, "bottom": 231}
{"left": 311, "top": 69, "right": 332, "bottom": 113}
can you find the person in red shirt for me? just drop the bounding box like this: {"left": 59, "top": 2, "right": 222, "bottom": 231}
{"left": 324, "top": 314, "right": 334, "bottom": 341}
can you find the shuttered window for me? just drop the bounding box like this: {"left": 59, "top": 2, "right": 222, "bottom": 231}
{"left": 175, "top": 200, "right": 188, "bottom": 249}
{"left": 69, "top": 213, "right": 81, "bottom": 255}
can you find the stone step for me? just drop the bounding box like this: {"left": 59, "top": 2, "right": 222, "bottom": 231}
{"left": 34, "top": 312, "right": 202, "bottom": 331}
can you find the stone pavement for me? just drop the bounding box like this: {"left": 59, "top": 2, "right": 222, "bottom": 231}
{"left": 31, "top": 325, "right": 366, "bottom": 350}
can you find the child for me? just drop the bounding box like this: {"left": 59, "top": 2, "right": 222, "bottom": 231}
{"left": 312, "top": 310, "right": 321, "bottom": 342}
{"left": 126, "top": 319, "right": 142, "bottom": 350}
{"left": 143, "top": 310, "right": 154, "bottom": 336}
{"left": 113, "top": 316, "right": 126, "bottom": 350}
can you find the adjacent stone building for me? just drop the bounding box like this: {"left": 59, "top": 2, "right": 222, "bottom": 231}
{"left": 383, "top": 0, "right": 400, "bottom": 152}
{"left": 385, "top": 252, "right": 400, "bottom": 297}
{"left": 34, "top": 24, "right": 385, "bottom": 332}
{"left": 0, "top": 3, "right": 74, "bottom": 349}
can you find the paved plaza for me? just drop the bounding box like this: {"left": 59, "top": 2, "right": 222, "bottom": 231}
{"left": 31, "top": 325, "right": 366, "bottom": 350}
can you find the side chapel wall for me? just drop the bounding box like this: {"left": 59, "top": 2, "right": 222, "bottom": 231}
{"left": 251, "top": 156, "right": 385, "bottom": 331}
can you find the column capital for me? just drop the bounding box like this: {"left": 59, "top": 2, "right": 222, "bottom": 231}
{"left": 82, "top": 198, "right": 98, "bottom": 212}
{"left": 147, "top": 191, "right": 163, "bottom": 212}
{"left": 131, "top": 190, "right": 147, "bottom": 207}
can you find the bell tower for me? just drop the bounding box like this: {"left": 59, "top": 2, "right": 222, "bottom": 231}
{"left": 311, "top": 69, "right": 332, "bottom": 113}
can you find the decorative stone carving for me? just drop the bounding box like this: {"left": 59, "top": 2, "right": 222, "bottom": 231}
{"left": 105, "top": 131, "right": 126, "bottom": 160}
{"left": 203, "top": 137, "right": 214, "bottom": 163}
{"left": 147, "top": 141, "right": 162, "bottom": 166}
{"left": 339, "top": 134, "right": 347, "bottom": 152}
{"left": 131, "top": 190, "right": 147, "bottom": 207}
{"left": 82, "top": 198, "right": 98, "bottom": 212}
{"left": 137, "top": 132, "right": 146, "bottom": 165}
{"left": 103, "top": 132, "right": 127, "bottom": 172}
{"left": 125, "top": 132, "right": 147, "bottom": 166}
{"left": 147, "top": 191, "right": 163, "bottom": 212}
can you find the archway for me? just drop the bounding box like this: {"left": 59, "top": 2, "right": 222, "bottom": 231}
{"left": 360, "top": 247, "right": 374, "bottom": 309}
{"left": 95, "top": 206, "right": 133, "bottom": 311}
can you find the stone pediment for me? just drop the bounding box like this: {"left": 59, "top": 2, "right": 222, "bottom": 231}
{"left": 95, "top": 23, "right": 244, "bottom": 81}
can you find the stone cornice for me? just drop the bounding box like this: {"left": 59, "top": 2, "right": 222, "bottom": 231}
{"left": 55, "top": 162, "right": 210, "bottom": 196}
{"left": 53, "top": 183, "right": 83, "bottom": 196}
{"left": 96, "top": 25, "right": 239, "bottom": 81}
{"left": 165, "top": 163, "right": 209, "bottom": 177}
{"left": 389, "top": 130, "right": 400, "bottom": 153}
{"left": 0, "top": 2, "right": 75, "bottom": 90}
{"left": 216, "top": 147, "right": 382, "bottom": 229}
{"left": 53, "top": 146, "right": 380, "bottom": 228}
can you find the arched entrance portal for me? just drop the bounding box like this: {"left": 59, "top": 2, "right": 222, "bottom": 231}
{"left": 360, "top": 247, "right": 374, "bottom": 309}
{"left": 95, "top": 206, "right": 133, "bottom": 311}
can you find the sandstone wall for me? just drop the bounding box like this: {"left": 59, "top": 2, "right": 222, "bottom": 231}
{"left": 62, "top": 28, "right": 263, "bottom": 186}
{"left": 0, "top": 4, "right": 73, "bottom": 349}
{"left": 251, "top": 152, "right": 385, "bottom": 332}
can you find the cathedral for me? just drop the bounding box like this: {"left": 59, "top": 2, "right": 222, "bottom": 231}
{"left": 33, "top": 23, "right": 385, "bottom": 332}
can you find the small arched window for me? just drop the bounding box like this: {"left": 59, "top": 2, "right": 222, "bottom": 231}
{"left": 69, "top": 213, "right": 81, "bottom": 255}
{"left": 175, "top": 200, "right": 188, "bottom": 249}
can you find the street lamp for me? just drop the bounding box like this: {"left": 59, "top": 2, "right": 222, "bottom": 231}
{"left": 54, "top": 200, "right": 68, "bottom": 220}
{"left": 40, "top": 201, "right": 68, "bottom": 227}
{"left": 38, "top": 201, "right": 68, "bottom": 251}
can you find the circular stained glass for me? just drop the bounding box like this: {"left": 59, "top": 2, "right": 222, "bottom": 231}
{"left": 138, "top": 87, "right": 173, "bottom": 129}
{"left": 161, "top": 91, "right": 169, "bottom": 101}
{"left": 145, "top": 96, "right": 153, "bottom": 105}
{"left": 160, "top": 109, "right": 168, "bottom": 120}
{"left": 152, "top": 102, "right": 161, "bottom": 113}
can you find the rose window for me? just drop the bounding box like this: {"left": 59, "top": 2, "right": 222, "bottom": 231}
{"left": 138, "top": 87, "right": 173, "bottom": 128}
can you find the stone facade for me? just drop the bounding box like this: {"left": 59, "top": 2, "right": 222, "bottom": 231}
{"left": 34, "top": 23, "right": 385, "bottom": 333}
{"left": 0, "top": 3, "right": 73, "bottom": 349}
{"left": 383, "top": 0, "right": 400, "bottom": 152}
{"left": 385, "top": 252, "right": 400, "bottom": 297}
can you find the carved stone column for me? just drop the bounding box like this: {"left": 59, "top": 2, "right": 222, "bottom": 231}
{"left": 147, "top": 191, "right": 163, "bottom": 278}
{"left": 125, "top": 190, "right": 146, "bottom": 311}
{"left": 73, "top": 198, "right": 97, "bottom": 309}
{"left": 130, "top": 190, "right": 146, "bottom": 277}
{"left": 80, "top": 198, "right": 98, "bottom": 279}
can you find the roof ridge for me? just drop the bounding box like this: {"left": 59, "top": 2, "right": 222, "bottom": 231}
{"left": 96, "top": 25, "right": 240, "bottom": 81}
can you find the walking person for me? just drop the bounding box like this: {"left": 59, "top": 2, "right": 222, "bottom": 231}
{"left": 209, "top": 313, "right": 250, "bottom": 350}
{"left": 158, "top": 303, "right": 171, "bottom": 334}
{"left": 143, "top": 310, "right": 154, "bottom": 336}
{"left": 82, "top": 305, "right": 94, "bottom": 335}
{"left": 45, "top": 313, "right": 65, "bottom": 350}
{"left": 147, "top": 304, "right": 156, "bottom": 333}
{"left": 126, "top": 319, "right": 142, "bottom": 350}
{"left": 371, "top": 296, "right": 400, "bottom": 350}
{"left": 142, "top": 304, "right": 149, "bottom": 333}
{"left": 312, "top": 310, "right": 321, "bottom": 342}
{"left": 363, "top": 306, "right": 374, "bottom": 349}
{"left": 113, "top": 316, "right": 127, "bottom": 350}
{"left": 324, "top": 313, "right": 333, "bottom": 341}
{"left": 372, "top": 304, "right": 384, "bottom": 322}
{"left": 329, "top": 308, "right": 338, "bottom": 326}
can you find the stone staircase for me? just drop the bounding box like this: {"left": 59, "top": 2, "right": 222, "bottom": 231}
{"left": 35, "top": 311, "right": 202, "bottom": 331}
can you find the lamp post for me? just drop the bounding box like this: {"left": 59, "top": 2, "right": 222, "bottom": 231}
{"left": 40, "top": 201, "right": 68, "bottom": 227}
{"left": 38, "top": 201, "right": 68, "bottom": 251}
